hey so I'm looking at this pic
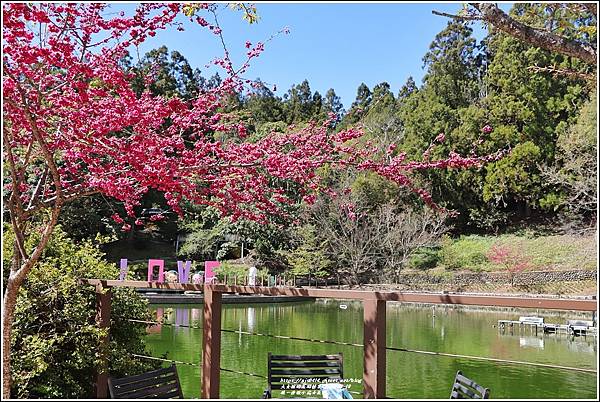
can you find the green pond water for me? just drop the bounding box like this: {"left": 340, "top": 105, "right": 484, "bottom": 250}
{"left": 145, "top": 300, "right": 597, "bottom": 399}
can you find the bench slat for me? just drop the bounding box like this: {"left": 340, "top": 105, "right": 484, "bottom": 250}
{"left": 146, "top": 389, "right": 182, "bottom": 399}
{"left": 271, "top": 369, "right": 341, "bottom": 376}
{"left": 456, "top": 373, "right": 487, "bottom": 395}
{"left": 113, "top": 374, "right": 178, "bottom": 393}
{"left": 111, "top": 366, "right": 176, "bottom": 386}
{"left": 270, "top": 354, "right": 341, "bottom": 361}
{"left": 452, "top": 383, "right": 478, "bottom": 399}
{"left": 266, "top": 353, "right": 343, "bottom": 399}
{"left": 109, "top": 364, "right": 183, "bottom": 399}
{"left": 120, "top": 383, "right": 180, "bottom": 399}
{"left": 450, "top": 371, "right": 489, "bottom": 400}
{"left": 271, "top": 361, "right": 341, "bottom": 368}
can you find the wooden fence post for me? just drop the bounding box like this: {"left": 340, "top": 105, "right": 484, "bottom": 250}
{"left": 95, "top": 283, "right": 112, "bottom": 399}
{"left": 202, "top": 286, "right": 222, "bottom": 399}
{"left": 363, "top": 298, "right": 386, "bottom": 399}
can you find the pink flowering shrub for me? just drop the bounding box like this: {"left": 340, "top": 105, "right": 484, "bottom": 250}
{"left": 486, "top": 244, "right": 531, "bottom": 285}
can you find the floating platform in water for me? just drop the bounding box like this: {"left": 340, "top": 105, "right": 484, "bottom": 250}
{"left": 498, "top": 316, "right": 597, "bottom": 337}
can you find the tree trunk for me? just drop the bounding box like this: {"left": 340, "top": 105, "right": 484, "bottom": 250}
{"left": 3, "top": 210, "right": 60, "bottom": 398}
{"left": 2, "top": 277, "right": 20, "bottom": 398}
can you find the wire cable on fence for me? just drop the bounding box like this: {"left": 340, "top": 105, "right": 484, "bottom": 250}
{"left": 128, "top": 319, "right": 597, "bottom": 374}
{"left": 130, "top": 353, "right": 265, "bottom": 378}
{"left": 220, "top": 367, "right": 266, "bottom": 378}
{"left": 130, "top": 353, "right": 200, "bottom": 367}
{"left": 384, "top": 346, "right": 597, "bottom": 374}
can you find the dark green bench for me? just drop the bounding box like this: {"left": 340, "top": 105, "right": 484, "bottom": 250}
{"left": 108, "top": 363, "right": 184, "bottom": 399}
{"left": 262, "top": 353, "right": 344, "bottom": 398}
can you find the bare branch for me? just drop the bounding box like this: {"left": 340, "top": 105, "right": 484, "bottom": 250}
{"left": 527, "top": 65, "right": 596, "bottom": 81}
{"left": 470, "top": 3, "right": 597, "bottom": 66}
{"left": 431, "top": 9, "right": 481, "bottom": 21}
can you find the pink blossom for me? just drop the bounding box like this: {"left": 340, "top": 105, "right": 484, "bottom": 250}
{"left": 111, "top": 213, "right": 124, "bottom": 224}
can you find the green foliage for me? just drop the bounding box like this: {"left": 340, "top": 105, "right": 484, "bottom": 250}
{"left": 541, "top": 94, "right": 597, "bottom": 221}
{"left": 422, "top": 22, "right": 482, "bottom": 109}
{"left": 439, "top": 235, "right": 495, "bottom": 271}
{"left": 4, "top": 225, "right": 157, "bottom": 398}
{"left": 215, "top": 261, "right": 268, "bottom": 282}
{"left": 483, "top": 141, "right": 542, "bottom": 205}
{"left": 350, "top": 172, "right": 401, "bottom": 209}
{"left": 228, "top": 3, "right": 260, "bottom": 24}
{"left": 177, "top": 206, "right": 294, "bottom": 271}
{"left": 341, "top": 83, "right": 372, "bottom": 126}
{"left": 284, "top": 224, "right": 331, "bottom": 278}
{"left": 57, "top": 195, "right": 120, "bottom": 242}
{"left": 283, "top": 80, "right": 323, "bottom": 124}
{"left": 407, "top": 247, "right": 441, "bottom": 270}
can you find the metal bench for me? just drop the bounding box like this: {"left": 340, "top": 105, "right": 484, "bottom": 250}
{"left": 567, "top": 319, "right": 594, "bottom": 335}
{"left": 519, "top": 316, "right": 544, "bottom": 326}
{"left": 108, "top": 363, "right": 184, "bottom": 399}
{"left": 262, "top": 353, "right": 344, "bottom": 398}
{"left": 450, "top": 370, "right": 490, "bottom": 399}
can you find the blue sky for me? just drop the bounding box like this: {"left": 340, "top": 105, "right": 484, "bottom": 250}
{"left": 114, "top": 2, "right": 513, "bottom": 109}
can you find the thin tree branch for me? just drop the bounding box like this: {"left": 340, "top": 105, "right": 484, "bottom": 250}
{"left": 527, "top": 65, "right": 596, "bottom": 81}
{"left": 470, "top": 3, "right": 597, "bottom": 66}
{"left": 431, "top": 9, "right": 481, "bottom": 21}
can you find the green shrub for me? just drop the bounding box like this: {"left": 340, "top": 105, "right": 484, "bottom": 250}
{"left": 4, "top": 225, "right": 159, "bottom": 398}
{"left": 407, "top": 247, "right": 441, "bottom": 270}
{"left": 215, "top": 261, "right": 268, "bottom": 282}
{"left": 439, "top": 235, "right": 495, "bottom": 271}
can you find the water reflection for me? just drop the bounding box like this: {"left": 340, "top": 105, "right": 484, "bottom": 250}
{"left": 191, "top": 307, "right": 201, "bottom": 323}
{"left": 176, "top": 308, "right": 190, "bottom": 328}
{"left": 567, "top": 338, "right": 597, "bottom": 354}
{"left": 519, "top": 336, "right": 544, "bottom": 349}
{"left": 247, "top": 307, "right": 255, "bottom": 332}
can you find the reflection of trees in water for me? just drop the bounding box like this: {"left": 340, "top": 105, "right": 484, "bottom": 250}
{"left": 566, "top": 338, "right": 597, "bottom": 354}
{"left": 176, "top": 308, "right": 190, "bottom": 328}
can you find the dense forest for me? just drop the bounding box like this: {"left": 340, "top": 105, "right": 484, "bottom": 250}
{"left": 58, "top": 4, "right": 597, "bottom": 284}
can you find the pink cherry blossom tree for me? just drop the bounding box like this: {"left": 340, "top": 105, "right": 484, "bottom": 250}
{"left": 486, "top": 243, "right": 532, "bottom": 286}
{"left": 2, "top": 3, "right": 506, "bottom": 396}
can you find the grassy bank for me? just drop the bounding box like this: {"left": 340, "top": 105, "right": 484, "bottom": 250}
{"left": 409, "top": 233, "right": 597, "bottom": 273}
